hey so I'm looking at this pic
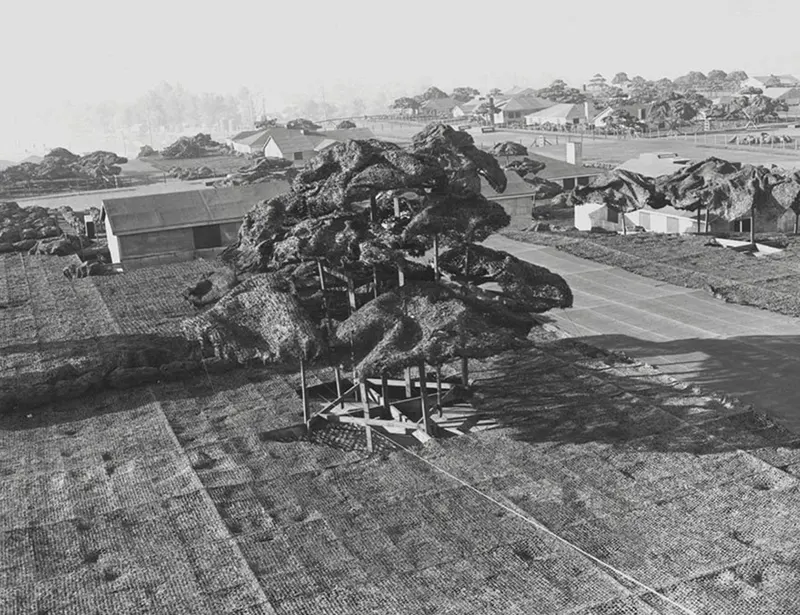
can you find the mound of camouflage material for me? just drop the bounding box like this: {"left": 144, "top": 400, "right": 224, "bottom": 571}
{"left": 0, "top": 202, "right": 61, "bottom": 251}
{"left": 138, "top": 145, "right": 157, "bottom": 158}
{"left": 183, "top": 268, "right": 238, "bottom": 307}
{"left": 409, "top": 123, "right": 507, "bottom": 195}
{"left": 214, "top": 157, "right": 297, "bottom": 187}
{"left": 492, "top": 141, "right": 529, "bottom": 157}
{"left": 655, "top": 158, "right": 785, "bottom": 220}
{"left": 286, "top": 118, "right": 321, "bottom": 131}
{"left": 336, "top": 120, "right": 357, "bottom": 129}
{"left": 168, "top": 166, "right": 214, "bottom": 181}
{"left": 567, "top": 169, "right": 669, "bottom": 212}
{"left": 0, "top": 148, "right": 127, "bottom": 185}
{"left": 63, "top": 260, "right": 114, "bottom": 279}
{"left": 161, "top": 133, "right": 221, "bottom": 159}
{"left": 504, "top": 157, "right": 547, "bottom": 178}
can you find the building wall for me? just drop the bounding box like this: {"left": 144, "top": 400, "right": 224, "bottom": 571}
{"left": 105, "top": 216, "right": 122, "bottom": 264}
{"left": 264, "top": 140, "right": 282, "bottom": 159}
{"left": 629, "top": 211, "right": 698, "bottom": 234}
{"left": 114, "top": 221, "right": 245, "bottom": 269}
{"left": 232, "top": 142, "right": 252, "bottom": 155}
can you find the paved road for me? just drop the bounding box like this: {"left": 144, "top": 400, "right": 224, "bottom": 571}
{"left": 485, "top": 235, "right": 800, "bottom": 433}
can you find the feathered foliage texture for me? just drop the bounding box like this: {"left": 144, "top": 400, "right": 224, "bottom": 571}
{"left": 439, "top": 244, "right": 573, "bottom": 312}
{"left": 181, "top": 275, "right": 324, "bottom": 364}
{"left": 333, "top": 280, "right": 533, "bottom": 376}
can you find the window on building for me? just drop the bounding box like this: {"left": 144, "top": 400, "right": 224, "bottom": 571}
{"left": 733, "top": 218, "right": 752, "bottom": 233}
{"left": 563, "top": 177, "right": 576, "bottom": 190}
{"left": 193, "top": 224, "right": 222, "bottom": 249}
{"left": 607, "top": 207, "right": 619, "bottom": 223}
{"left": 293, "top": 151, "right": 303, "bottom": 161}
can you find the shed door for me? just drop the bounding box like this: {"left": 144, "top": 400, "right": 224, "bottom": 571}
{"left": 193, "top": 224, "right": 222, "bottom": 249}
{"left": 639, "top": 212, "right": 651, "bottom": 230}
{"left": 666, "top": 216, "right": 680, "bottom": 234}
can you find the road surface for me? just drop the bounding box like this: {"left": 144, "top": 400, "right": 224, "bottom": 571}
{"left": 485, "top": 235, "right": 800, "bottom": 433}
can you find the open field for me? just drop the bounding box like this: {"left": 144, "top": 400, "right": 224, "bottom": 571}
{"left": 365, "top": 120, "right": 800, "bottom": 170}
{"left": 5, "top": 329, "right": 800, "bottom": 613}
{"left": 504, "top": 229, "right": 800, "bottom": 318}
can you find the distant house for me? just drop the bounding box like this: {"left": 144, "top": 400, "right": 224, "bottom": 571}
{"left": 100, "top": 182, "right": 290, "bottom": 269}
{"left": 494, "top": 96, "right": 555, "bottom": 126}
{"left": 616, "top": 153, "right": 692, "bottom": 178}
{"left": 574, "top": 203, "right": 712, "bottom": 234}
{"left": 525, "top": 144, "right": 602, "bottom": 189}
{"left": 760, "top": 87, "right": 800, "bottom": 106}
{"left": 480, "top": 172, "right": 543, "bottom": 223}
{"left": 263, "top": 127, "right": 374, "bottom": 163}
{"left": 592, "top": 103, "right": 650, "bottom": 128}
{"left": 420, "top": 97, "right": 459, "bottom": 117}
{"left": 744, "top": 75, "right": 800, "bottom": 90}
{"left": 452, "top": 100, "right": 480, "bottom": 118}
{"left": 503, "top": 86, "right": 539, "bottom": 97}
{"left": 525, "top": 102, "right": 596, "bottom": 127}
{"left": 228, "top": 129, "right": 276, "bottom": 155}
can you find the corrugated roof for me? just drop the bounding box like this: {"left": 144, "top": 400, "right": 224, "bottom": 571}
{"left": 102, "top": 181, "right": 290, "bottom": 236}
{"left": 239, "top": 129, "right": 275, "bottom": 147}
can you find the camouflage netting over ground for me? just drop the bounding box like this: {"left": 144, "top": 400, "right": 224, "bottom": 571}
{"left": 333, "top": 280, "right": 533, "bottom": 376}
{"left": 182, "top": 274, "right": 325, "bottom": 364}
{"left": 568, "top": 168, "right": 670, "bottom": 212}
{"left": 504, "top": 157, "right": 547, "bottom": 177}
{"left": 0, "top": 201, "right": 61, "bottom": 251}
{"left": 439, "top": 244, "right": 573, "bottom": 312}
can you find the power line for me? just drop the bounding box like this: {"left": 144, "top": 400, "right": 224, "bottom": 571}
{"left": 374, "top": 431, "right": 700, "bottom": 615}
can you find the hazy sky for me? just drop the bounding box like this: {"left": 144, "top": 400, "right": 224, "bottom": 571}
{"left": 1, "top": 0, "right": 798, "bottom": 155}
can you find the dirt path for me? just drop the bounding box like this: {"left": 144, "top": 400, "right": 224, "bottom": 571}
{"left": 485, "top": 235, "right": 800, "bottom": 433}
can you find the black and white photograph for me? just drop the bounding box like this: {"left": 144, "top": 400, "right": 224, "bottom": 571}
{"left": 2, "top": 0, "right": 800, "bottom": 613}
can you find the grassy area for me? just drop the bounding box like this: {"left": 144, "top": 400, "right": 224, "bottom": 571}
{"left": 4, "top": 328, "right": 800, "bottom": 612}
{"left": 144, "top": 154, "right": 250, "bottom": 177}
{"left": 504, "top": 229, "right": 800, "bottom": 317}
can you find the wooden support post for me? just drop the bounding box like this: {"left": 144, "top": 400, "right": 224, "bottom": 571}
{"left": 397, "top": 263, "right": 405, "bottom": 288}
{"left": 300, "top": 358, "right": 310, "bottom": 432}
{"left": 433, "top": 234, "right": 440, "bottom": 281}
{"left": 704, "top": 208, "right": 709, "bottom": 235}
{"left": 346, "top": 278, "right": 357, "bottom": 314}
{"left": 795, "top": 211, "right": 799, "bottom": 235}
{"left": 334, "top": 366, "right": 343, "bottom": 409}
{"left": 419, "top": 362, "right": 431, "bottom": 436}
{"left": 750, "top": 212, "right": 756, "bottom": 245}
{"left": 369, "top": 194, "right": 377, "bottom": 222}
{"left": 461, "top": 356, "right": 469, "bottom": 387}
{"left": 404, "top": 367, "right": 413, "bottom": 398}
{"left": 372, "top": 265, "right": 379, "bottom": 299}
{"left": 435, "top": 365, "right": 443, "bottom": 418}
{"left": 359, "top": 376, "right": 374, "bottom": 452}
{"left": 696, "top": 207, "right": 701, "bottom": 234}
{"left": 381, "top": 372, "right": 390, "bottom": 412}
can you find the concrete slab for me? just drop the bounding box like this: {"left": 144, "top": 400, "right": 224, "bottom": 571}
{"left": 495, "top": 235, "right": 800, "bottom": 433}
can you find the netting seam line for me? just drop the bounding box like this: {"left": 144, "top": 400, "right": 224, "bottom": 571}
{"left": 373, "top": 431, "right": 700, "bottom": 615}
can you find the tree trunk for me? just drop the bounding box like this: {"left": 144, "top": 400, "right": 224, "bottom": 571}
{"left": 704, "top": 208, "right": 709, "bottom": 234}
{"left": 696, "top": 207, "right": 701, "bottom": 234}
{"left": 463, "top": 244, "right": 471, "bottom": 278}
